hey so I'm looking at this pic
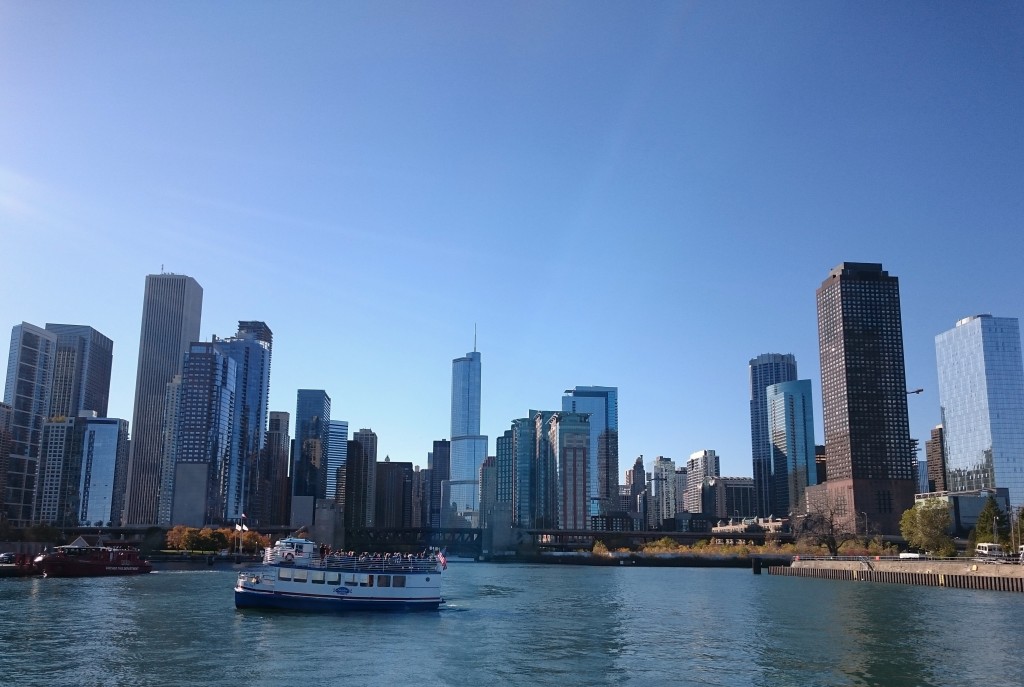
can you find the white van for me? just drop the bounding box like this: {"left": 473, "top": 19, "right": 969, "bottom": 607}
{"left": 975, "top": 543, "right": 1005, "bottom": 558}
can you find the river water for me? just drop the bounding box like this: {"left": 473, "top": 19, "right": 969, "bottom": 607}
{"left": 1, "top": 562, "right": 1020, "bottom": 686}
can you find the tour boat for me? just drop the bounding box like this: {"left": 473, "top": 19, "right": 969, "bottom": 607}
{"left": 234, "top": 537, "right": 445, "bottom": 612}
{"left": 33, "top": 545, "right": 153, "bottom": 577}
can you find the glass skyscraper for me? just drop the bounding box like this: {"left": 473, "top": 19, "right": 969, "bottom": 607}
{"left": 4, "top": 323, "right": 57, "bottom": 526}
{"left": 935, "top": 315, "right": 1024, "bottom": 506}
{"left": 766, "top": 379, "right": 816, "bottom": 517}
{"left": 125, "top": 273, "right": 202, "bottom": 525}
{"left": 44, "top": 323, "right": 113, "bottom": 419}
{"left": 218, "top": 321, "right": 273, "bottom": 521}
{"left": 327, "top": 419, "right": 348, "bottom": 502}
{"left": 450, "top": 350, "right": 487, "bottom": 525}
{"left": 562, "top": 386, "right": 618, "bottom": 518}
{"left": 749, "top": 354, "right": 797, "bottom": 518}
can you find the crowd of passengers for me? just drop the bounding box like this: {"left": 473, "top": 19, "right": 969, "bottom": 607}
{"left": 271, "top": 544, "right": 441, "bottom": 568}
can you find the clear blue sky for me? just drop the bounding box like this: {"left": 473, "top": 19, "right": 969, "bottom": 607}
{"left": 2, "top": 3, "right": 1022, "bottom": 477}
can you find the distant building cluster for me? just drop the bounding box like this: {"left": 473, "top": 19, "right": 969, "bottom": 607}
{"left": 2, "top": 262, "right": 1023, "bottom": 540}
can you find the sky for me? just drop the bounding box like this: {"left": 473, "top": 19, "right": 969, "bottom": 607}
{"left": 1, "top": 3, "right": 1022, "bottom": 477}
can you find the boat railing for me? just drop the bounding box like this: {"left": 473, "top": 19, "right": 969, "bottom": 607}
{"left": 262, "top": 550, "right": 441, "bottom": 573}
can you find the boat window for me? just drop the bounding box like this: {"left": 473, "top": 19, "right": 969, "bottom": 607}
{"left": 344, "top": 574, "right": 358, "bottom": 585}
{"left": 278, "top": 568, "right": 293, "bottom": 581}
{"left": 311, "top": 571, "right": 325, "bottom": 584}
{"left": 377, "top": 575, "right": 391, "bottom": 588}
{"left": 393, "top": 575, "right": 406, "bottom": 588}
{"left": 293, "top": 569, "right": 308, "bottom": 582}
{"left": 326, "top": 573, "right": 340, "bottom": 585}
{"left": 359, "top": 575, "right": 374, "bottom": 587}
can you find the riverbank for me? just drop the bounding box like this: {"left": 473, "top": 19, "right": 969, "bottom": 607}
{"left": 770, "top": 556, "right": 1024, "bottom": 592}
{"left": 486, "top": 551, "right": 792, "bottom": 568}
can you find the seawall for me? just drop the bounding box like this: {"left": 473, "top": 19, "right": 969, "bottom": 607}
{"left": 769, "top": 557, "right": 1024, "bottom": 592}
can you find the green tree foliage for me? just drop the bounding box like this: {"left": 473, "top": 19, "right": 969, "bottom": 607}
{"left": 899, "top": 501, "right": 955, "bottom": 557}
{"left": 973, "top": 496, "right": 1008, "bottom": 548}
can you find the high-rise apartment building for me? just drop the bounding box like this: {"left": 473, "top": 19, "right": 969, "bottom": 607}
{"left": 124, "top": 273, "right": 202, "bottom": 525}
{"left": 428, "top": 439, "right": 450, "bottom": 527}
{"left": 685, "top": 450, "right": 720, "bottom": 514}
{"left": 260, "top": 411, "right": 291, "bottom": 527}
{"left": 37, "top": 417, "right": 80, "bottom": 526}
{"left": 45, "top": 324, "right": 113, "bottom": 419}
{"left": 924, "top": 425, "right": 947, "bottom": 493}
{"left": 169, "top": 342, "right": 236, "bottom": 526}
{"left": 749, "top": 354, "right": 798, "bottom": 517}
{"left": 4, "top": 323, "right": 57, "bottom": 526}
{"left": 327, "top": 420, "right": 349, "bottom": 502}
{"left": 450, "top": 350, "right": 487, "bottom": 525}
{"left": 548, "top": 412, "right": 590, "bottom": 530}
{"left": 650, "top": 456, "right": 677, "bottom": 528}
{"left": 766, "top": 380, "right": 817, "bottom": 517}
{"left": 374, "top": 457, "right": 413, "bottom": 528}
{"left": 345, "top": 429, "right": 378, "bottom": 528}
{"left": 562, "top": 386, "right": 619, "bottom": 518}
{"left": 935, "top": 315, "right": 1024, "bottom": 506}
{"left": 817, "top": 262, "right": 915, "bottom": 534}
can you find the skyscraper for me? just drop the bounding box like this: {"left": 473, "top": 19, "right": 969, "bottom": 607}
{"left": 935, "top": 315, "right": 1024, "bottom": 506}
{"left": 218, "top": 321, "right": 273, "bottom": 521}
{"left": 925, "top": 425, "right": 947, "bottom": 493}
{"left": 327, "top": 420, "right": 349, "bottom": 502}
{"left": 685, "top": 450, "right": 720, "bottom": 513}
{"left": 291, "top": 389, "right": 330, "bottom": 527}
{"left": 749, "top": 354, "right": 798, "bottom": 518}
{"left": 450, "top": 350, "right": 487, "bottom": 525}
{"left": 428, "top": 439, "right": 450, "bottom": 528}
{"left": 766, "top": 380, "right": 816, "bottom": 517}
{"left": 168, "top": 342, "right": 236, "bottom": 526}
{"left": 817, "top": 262, "right": 915, "bottom": 534}
{"left": 347, "top": 428, "right": 378, "bottom": 528}
{"left": 45, "top": 324, "right": 113, "bottom": 419}
{"left": 4, "top": 323, "right": 57, "bottom": 525}
{"left": 548, "top": 411, "right": 590, "bottom": 530}
{"left": 650, "top": 456, "right": 677, "bottom": 528}
{"left": 124, "top": 273, "right": 202, "bottom": 525}
{"left": 262, "top": 410, "right": 291, "bottom": 527}
{"left": 562, "top": 386, "right": 619, "bottom": 518}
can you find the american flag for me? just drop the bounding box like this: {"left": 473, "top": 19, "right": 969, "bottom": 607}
{"left": 437, "top": 550, "right": 447, "bottom": 570}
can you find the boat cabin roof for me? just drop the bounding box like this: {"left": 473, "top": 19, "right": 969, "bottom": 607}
{"left": 274, "top": 538, "right": 316, "bottom": 548}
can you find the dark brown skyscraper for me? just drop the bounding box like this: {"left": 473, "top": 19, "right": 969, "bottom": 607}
{"left": 816, "top": 262, "right": 915, "bottom": 534}
{"left": 123, "top": 273, "right": 203, "bottom": 525}
{"left": 925, "top": 425, "right": 947, "bottom": 493}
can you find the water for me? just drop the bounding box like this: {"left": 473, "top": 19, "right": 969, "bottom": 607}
{"left": 1, "top": 562, "right": 1021, "bottom": 687}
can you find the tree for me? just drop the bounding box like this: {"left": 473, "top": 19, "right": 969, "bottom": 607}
{"left": 798, "top": 489, "right": 858, "bottom": 556}
{"left": 973, "top": 495, "right": 1008, "bottom": 548}
{"left": 166, "top": 525, "right": 191, "bottom": 551}
{"left": 900, "top": 501, "right": 955, "bottom": 557}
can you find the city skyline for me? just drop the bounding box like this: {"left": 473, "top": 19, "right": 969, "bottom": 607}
{"left": 2, "top": 5, "right": 1022, "bottom": 479}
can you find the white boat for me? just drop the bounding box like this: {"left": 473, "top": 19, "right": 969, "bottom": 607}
{"left": 234, "top": 537, "right": 445, "bottom": 612}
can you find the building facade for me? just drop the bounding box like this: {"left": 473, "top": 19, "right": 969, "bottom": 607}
{"left": 650, "top": 456, "right": 677, "bottom": 528}
{"left": 124, "top": 273, "right": 202, "bottom": 525}
{"left": 562, "top": 386, "right": 619, "bottom": 517}
{"left": 548, "top": 412, "right": 590, "bottom": 530}
{"left": 749, "top": 354, "right": 798, "bottom": 518}
{"left": 816, "top": 262, "right": 916, "bottom": 534}
{"left": 345, "top": 429, "right": 378, "bottom": 529}
{"left": 45, "top": 324, "right": 113, "bottom": 419}
{"left": 935, "top": 315, "right": 1024, "bottom": 506}
{"left": 169, "top": 342, "right": 236, "bottom": 526}
{"left": 766, "top": 379, "right": 817, "bottom": 517}
{"left": 684, "top": 450, "right": 720, "bottom": 513}
{"left": 218, "top": 321, "right": 273, "bottom": 522}
{"left": 291, "top": 389, "right": 331, "bottom": 526}
{"left": 260, "top": 410, "right": 291, "bottom": 527}
{"left": 4, "top": 323, "right": 57, "bottom": 526}
{"left": 925, "top": 425, "right": 947, "bottom": 493}
{"left": 327, "top": 420, "right": 349, "bottom": 502}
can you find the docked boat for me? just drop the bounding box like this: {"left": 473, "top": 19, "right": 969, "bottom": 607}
{"left": 33, "top": 545, "right": 153, "bottom": 577}
{"left": 235, "top": 537, "right": 444, "bottom": 612}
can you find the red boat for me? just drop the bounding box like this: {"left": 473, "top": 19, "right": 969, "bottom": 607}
{"left": 33, "top": 545, "right": 153, "bottom": 577}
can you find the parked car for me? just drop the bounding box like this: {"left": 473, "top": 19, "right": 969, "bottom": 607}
{"left": 0, "top": 552, "right": 15, "bottom": 564}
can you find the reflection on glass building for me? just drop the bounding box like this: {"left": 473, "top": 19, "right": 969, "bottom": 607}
{"left": 562, "top": 386, "right": 618, "bottom": 518}
{"left": 766, "top": 379, "right": 816, "bottom": 517}
{"left": 936, "top": 315, "right": 1024, "bottom": 507}
{"left": 749, "top": 354, "right": 798, "bottom": 518}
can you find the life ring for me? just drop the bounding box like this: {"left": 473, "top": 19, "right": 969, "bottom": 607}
{"left": 284, "top": 553, "right": 294, "bottom": 562}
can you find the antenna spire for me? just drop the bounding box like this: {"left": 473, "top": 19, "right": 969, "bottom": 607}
{"left": 474, "top": 323, "right": 477, "bottom": 352}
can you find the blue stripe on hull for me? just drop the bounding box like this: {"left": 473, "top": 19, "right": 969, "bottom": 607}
{"left": 235, "top": 589, "right": 441, "bottom": 613}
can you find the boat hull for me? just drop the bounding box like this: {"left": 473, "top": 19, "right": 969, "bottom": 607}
{"left": 38, "top": 561, "right": 153, "bottom": 577}
{"left": 234, "top": 587, "right": 441, "bottom": 612}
